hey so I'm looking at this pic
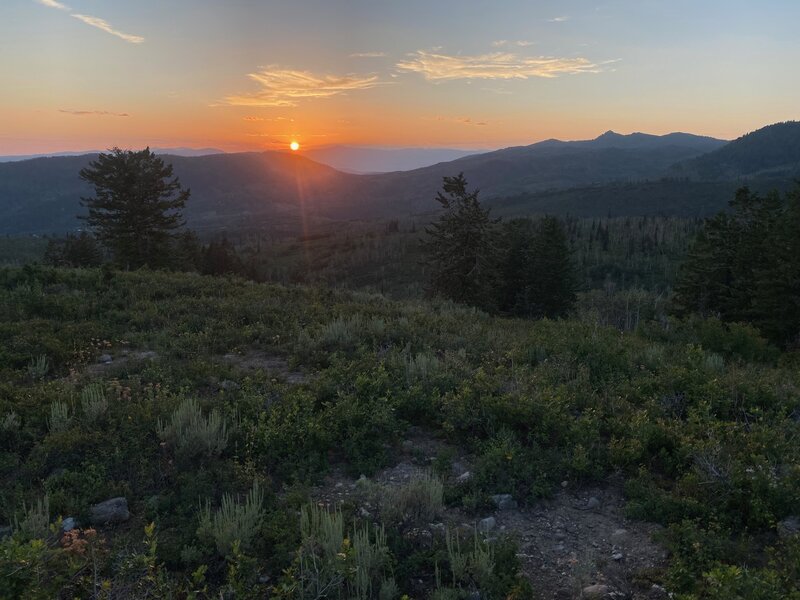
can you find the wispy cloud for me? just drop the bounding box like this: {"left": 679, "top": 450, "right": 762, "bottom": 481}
{"left": 242, "top": 116, "right": 264, "bottom": 121}
{"left": 34, "top": 0, "right": 144, "bottom": 44}
{"left": 350, "top": 51, "right": 387, "bottom": 58}
{"left": 431, "top": 115, "right": 489, "bottom": 127}
{"left": 548, "top": 16, "right": 570, "bottom": 22}
{"left": 59, "top": 109, "right": 130, "bottom": 117}
{"left": 71, "top": 14, "right": 144, "bottom": 44}
{"left": 492, "top": 40, "right": 535, "bottom": 48}
{"left": 397, "top": 50, "right": 607, "bottom": 81}
{"left": 225, "top": 67, "right": 383, "bottom": 107}
{"left": 36, "top": 0, "right": 69, "bottom": 10}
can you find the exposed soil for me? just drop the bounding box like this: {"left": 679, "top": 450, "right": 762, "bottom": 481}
{"left": 311, "top": 428, "right": 669, "bottom": 600}
{"left": 218, "top": 350, "right": 309, "bottom": 384}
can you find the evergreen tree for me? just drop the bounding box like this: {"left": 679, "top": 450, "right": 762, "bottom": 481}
{"left": 499, "top": 217, "right": 577, "bottom": 318}
{"left": 79, "top": 147, "right": 189, "bottom": 269}
{"left": 421, "top": 173, "right": 499, "bottom": 310}
{"left": 201, "top": 237, "right": 246, "bottom": 276}
{"left": 675, "top": 184, "right": 800, "bottom": 346}
{"left": 43, "top": 232, "right": 103, "bottom": 268}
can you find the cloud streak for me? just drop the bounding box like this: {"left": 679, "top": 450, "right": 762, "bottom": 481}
{"left": 226, "top": 67, "right": 383, "bottom": 107}
{"left": 34, "top": 0, "right": 144, "bottom": 44}
{"left": 59, "top": 109, "right": 130, "bottom": 117}
{"left": 71, "top": 14, "right": 144, "bottom": 44}
{"left": 397, "top": 50, "right": 607, "bottom": 81}
{"left": 36, "top": 0, "right": 69, "bottom": 10}
{"left": 350, "top": 51, "right": 387, "bottom": 58}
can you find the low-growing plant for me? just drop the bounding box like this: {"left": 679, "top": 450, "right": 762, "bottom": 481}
{"left": 47, "top": 400, "right": 71, "bottom": 434}
{"left": 14, "top": 494, "right": 50, "bottom": 540}
{"left": 382, "top": 471, "right": 444, "bottom": 524}
{"left": 80, "top": 383, "right": 108, "bottom": 422}
{"left": 198, "top": 481, "right": 265, "bottom": 557}
{"left": 158, "top": 397, "right": 228, "bottom": 461}
{"left": 27, "top": 354, "right": 49, "bottom": 380}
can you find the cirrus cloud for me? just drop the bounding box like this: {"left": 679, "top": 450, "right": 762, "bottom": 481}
{"left": 71, "top": 14, "right": 144, "bottom": 44}
{"left": 59, "top": 109, "right": 130, "bottom": 117}
{"left": 396, "top": 49, "right": 609, "bottom": 81}
{"left": 225, "top": 67, "right": 383, "bottom": 107}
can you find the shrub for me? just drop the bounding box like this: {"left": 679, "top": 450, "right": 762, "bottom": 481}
{"left": 14, "top": 495, "right": 50, "bottom": 540}
{"left": 158, "top": 398, "right": 228, "bottom": 461}
{"left": 80, "top": 383, "right": 108, "bottom": 422}
{"left": 27, "top": 354, "right": 49, "bottom": 380}
{"left": 382, "top": 471, "right": 444, "bottom": 524}
{"left": 198, "top": 481, "right": 265, "bottom": 557}
{"left": 47, "top": 401, "right": 71, "bottom": 434}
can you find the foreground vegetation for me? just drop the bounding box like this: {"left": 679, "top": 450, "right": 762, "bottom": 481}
{"left": 1, "top": 266, "right": 798, "bottom": 598}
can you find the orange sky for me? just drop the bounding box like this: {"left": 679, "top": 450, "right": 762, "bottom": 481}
{"left": 2, "top": 0, "right": 799, "bottom": 154}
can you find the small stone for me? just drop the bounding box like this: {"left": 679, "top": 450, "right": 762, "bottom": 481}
{"left": 648, "top": 584, "right": 670, "bottom": 599}
{"left": 98, "top": 354, "right": 113, "bottom": 364}
{"left": 220, "top": 380, "right": 240, "bottom": 391}
{"left": 611, "top": 550, "right": 624, "bottom": 561}
{"left": 491, "top": 494, "right": 518, "bottom": 511}
{"left": 561, "top": 480, "right": 569, "bottom": 488}
{"left": 456, "top": 471, "right": 472, "bottom": 484}
{"left": 582, "top": 584, "right": 610, "bottom": 599}
{"left": 554, "top": 531, "right": 567, "bottom": 541}
{"left": 62, "top": 517, "right": 77, "bottom": 532}
{"left": 584, "top": 496, "right": 601, "bottom": 510}
{"left": 777, "top": 516, "right": 800, "bottom": 538}
{"left": 89, "top": 497, "right": 130, "bottom": 525}
{"left": 334, "top": 482, "right": 344, "bottom": 489}
{"left": 359, "top": 507, "right": 371, "bottom": 518}
{"left": 478, "top": 517, "right": 496, "bottom": 533}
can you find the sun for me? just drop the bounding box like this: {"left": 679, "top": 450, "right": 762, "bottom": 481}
{"left": 290, "top": 141, "right": 300, "bottom": 151}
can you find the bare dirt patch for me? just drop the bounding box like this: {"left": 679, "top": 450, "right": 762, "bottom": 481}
{"left": 218, "top": 350, "right": 309, "bottom": 384}
{"left": 310, "top": 429, "right": 668, "bottom": 600}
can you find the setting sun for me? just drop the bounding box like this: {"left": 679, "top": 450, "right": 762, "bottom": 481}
{"left": 290, "top": 141, "right": 300, "bottom": 151}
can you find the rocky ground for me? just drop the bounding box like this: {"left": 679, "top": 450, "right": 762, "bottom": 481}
{"left": 312, "top": 427, "right": 670, "bottom": 600}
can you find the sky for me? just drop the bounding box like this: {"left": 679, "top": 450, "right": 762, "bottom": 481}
{"left": 1, "top": 0, "right": 799, "bottom": 154}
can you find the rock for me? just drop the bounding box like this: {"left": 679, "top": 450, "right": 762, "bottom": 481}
{"left": 491, "top": 494, "right": 518, "bottom": 510}
{"left": 359, "top": 507, "right": 371, "bottom": 519}
{"left": 478, "top": 517, "right": 496, "bottom": 533}
{"left": 648, "top": 584, "right": 670, "bottom": 599}
{"left": 98, "top": 354, "right": 113, "bottom": 364}
{"left": 135, "top": 350, "right": 158, "bottom": 360}
{"left": 582, "top": 584, "right": 610, "bottom": 599}
{"left": 554, "top": 531, "right": 566, "bottom": 541}
{"left": 456, "top": 471, "right": 472, "bottom": 484}
{"left": 62, "top": 517, "right": 77, "bottom": 532}
{"left": 611, "top": 550, "right": 624, "bottom": 561}
{"left": 401, "top": 439, "right": 415, "bottom": 451}
{"left": 0, "top": 525, "right": 11, "bottom": 539}
{"left": 584, "top": 496, "right": 601, "bottom": 510}
{"left": 90, "top": 497, "right": 130, "bottom": 525}
{"left": 777, "top": 515, "right": 800, "bottom": 538}
{"left": 611, "top": 528, "right": 628, "bottom": 544}
{"left": 467, "top": 592, "right": 481, "bottom": 600}
{"left": 220, "top": 380, "right": 240, "bottom": 392}
{"left": 561, "top": 480, "right": 569, "bottom": 488}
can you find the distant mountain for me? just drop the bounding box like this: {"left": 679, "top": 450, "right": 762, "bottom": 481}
{"left": 0, "top": 152, "right": 357, "bottom": 234}
{"left": 303, "top": 146, "right": 481, "bottom": 173}
{"left": 0, "top": 147, "right": 225, "bottom": 163}
{"left": 673, "top": 121, "right": 800, "bottom": 179}
{"left": 11, "top": 126, "right": 800, "bottom": 235}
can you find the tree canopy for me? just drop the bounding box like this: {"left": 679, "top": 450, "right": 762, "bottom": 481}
{"left": 80, "top": 147, "right": 189, "bottom": 269}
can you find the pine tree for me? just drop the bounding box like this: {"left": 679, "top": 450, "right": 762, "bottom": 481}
{"left": 421, "top": 174, "right": 499, "bottom": 310}
{"left": 675, "top": 184, "right": 800, "bottom": 346}
{"left": 79, "top": 147, "right": 189, "bottom": 269}
{"left": 499, "top": 217, "right": 577, "bottom": 318}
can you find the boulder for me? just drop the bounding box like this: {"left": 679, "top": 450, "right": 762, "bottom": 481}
{"left": 61, "top": 517, "right": 77, "bottom": 532}
{"left": 477, "top": 516, "right": 496, "bottom": 533}
{"left": 90, "top": 497, "right": 130, "bottom": 525}
{"left": 582, "top": 584, "right": 610, "bottom": 599}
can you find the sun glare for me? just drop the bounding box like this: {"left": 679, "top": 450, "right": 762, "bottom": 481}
{"left": 290, "top": 141, "right": 300, "bottom": 151}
